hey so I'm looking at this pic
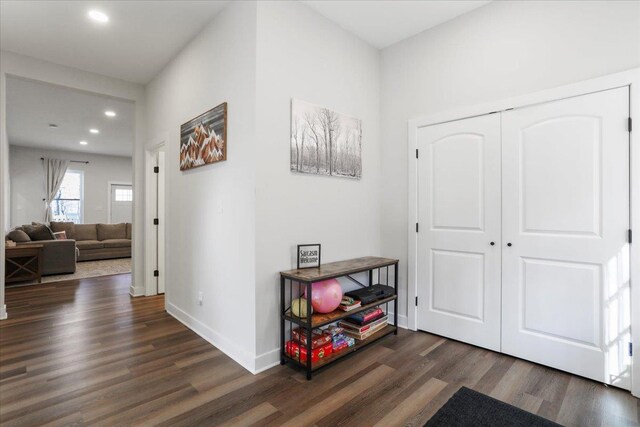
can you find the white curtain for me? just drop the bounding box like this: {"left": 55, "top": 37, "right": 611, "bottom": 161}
{"left": 43, "top": 158, "right": 69, "bottom": 222}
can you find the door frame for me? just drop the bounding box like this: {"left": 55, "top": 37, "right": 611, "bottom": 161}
{"left": 407, "top": 67, "right": 640, "bottom": 396}
{"left": 106, "top": 181, "right": 133, "bottom": 224}
{"left": 0, "top": 52, "right": 147, "bottom": 307}
{"left": 144, "top": 136, "right": 167, "bottom": 297}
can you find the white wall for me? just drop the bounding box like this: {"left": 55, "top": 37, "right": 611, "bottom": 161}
{"left": 145, "top": 1, "right": 258, "bottom": 371}
{"left": 380, "top": 0, "right": 640, "bottom": 323}
{"left": 253, "top": 1, "right": 381, "bottom": 369}
{"left": 0, "top": 50, "right": 146, "bottom": 313}
{"left": 9, "top": 145, "right": 132, "bottom": 227}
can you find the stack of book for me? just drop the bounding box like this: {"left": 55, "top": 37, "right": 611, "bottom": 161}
{"left": 338, "top": 307, "right": 388, "bottom": 340}
{"left": 339, "top": 296, "right": 361, "bottom": 312}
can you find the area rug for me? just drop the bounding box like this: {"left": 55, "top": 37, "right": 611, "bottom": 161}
{"left": 8, "top": 258, "right": 131, "bottom": 286}
{"left": 425, "top": 387, "right": 561, "bottom": 427}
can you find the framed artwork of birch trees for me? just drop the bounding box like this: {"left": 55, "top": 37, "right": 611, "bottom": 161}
{"left": 290, "top": 99, "right": 362, "bottom": 179}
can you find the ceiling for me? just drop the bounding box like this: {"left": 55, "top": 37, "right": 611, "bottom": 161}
{"left": 0, "top": 1, "right": 230, "bottom": 84}
{"left": 1, "top": 1, "right": 489, "bottom": 85}
{"left": 7, "top": 76, "right": 135, "bottom": 157}
{"left": 303, "top": 0, "right": 490, "bottom": 49}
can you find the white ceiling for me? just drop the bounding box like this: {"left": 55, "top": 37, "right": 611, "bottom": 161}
{"left": 0, "top": 1, "right": 488, "bottom": 85}
{"left": 0, "top": 1, "right": 230, "bottom": 84}
{"left": 303, "top": 0, "right": 490, "bottom": 49}
{"left": 7, "top": 76, "right": 135, "bottom": 157}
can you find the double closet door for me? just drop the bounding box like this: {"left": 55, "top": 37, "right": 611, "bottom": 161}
{"left": 416, "top": 87, "right": 631, "bottom": 389}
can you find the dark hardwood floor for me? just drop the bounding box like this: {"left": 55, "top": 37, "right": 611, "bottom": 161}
{"left": 1, "top": 274, "right": 638, "bottom": 426}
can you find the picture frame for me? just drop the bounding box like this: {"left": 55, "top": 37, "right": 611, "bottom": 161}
{"left": 290, "top": 99, "right": 362, "bottom": 179}
{"left": 180, "top": 102, "right": 227, "bottom": 171}
{"left": 297, "top": 244, "right": 321, "bottom": 269}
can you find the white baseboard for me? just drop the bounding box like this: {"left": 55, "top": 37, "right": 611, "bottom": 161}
{"left": 254, "top": 347, "right": 281, "bottom": 374}
{"left": 165, "top": 305, "right": 410, "bottom": 376}
{"left": 129, "top": 285, "right": 145, "bottom": 297}
{"left": 166, "top": 302, "right": 257, "bottom": 373}
{"left": 0, "top": 304, "right": 6, "bottom": 320}
{"left": 388, "top": 312, "right": 409, "bottom": 329}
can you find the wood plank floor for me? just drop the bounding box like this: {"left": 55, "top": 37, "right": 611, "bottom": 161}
{"left": 1, "top": 274, "right": 638, "bottom": 426}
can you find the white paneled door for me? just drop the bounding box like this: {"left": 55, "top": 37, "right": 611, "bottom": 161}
{"left": 416, "top": 87, "right": 630, "bottom": 389}
{"left": 417, "top": 114, "right": 502, "bottom": 352}
{"left": 501, "top": 88, "right": 630, "bottom": 389}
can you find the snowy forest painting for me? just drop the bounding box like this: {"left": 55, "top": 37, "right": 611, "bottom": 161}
{"left": 180, "top": 102, "right": 227, "bottom": 171}
{"left": 291, "top": 99, "right": 362, "bottom": 179}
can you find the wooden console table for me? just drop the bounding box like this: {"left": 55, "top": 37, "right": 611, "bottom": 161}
{"left": 280, "top": 256, "right": 399, "bottom": 380}
{"left": 5, "top": 244, "right": 44, "bottom": 284}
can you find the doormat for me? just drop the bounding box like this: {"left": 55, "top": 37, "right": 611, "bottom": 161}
{"left": 425, "top": 386, "right": 562, "bottom": 427}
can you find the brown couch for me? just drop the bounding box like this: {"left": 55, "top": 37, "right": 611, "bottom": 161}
{"left": 6, "top": 225, "right": 76, "bottom": 275}
{"left": 50, "top": 222, "right": 132, "bottom": 262}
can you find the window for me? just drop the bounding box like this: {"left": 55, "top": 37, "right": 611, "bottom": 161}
{"left": 114, "top": 188, "right": 133, "bottom": 201}
{"left": 51, "top": 170, "right": 83, "bottom": 223}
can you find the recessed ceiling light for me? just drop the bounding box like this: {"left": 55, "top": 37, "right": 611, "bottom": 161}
{"left": 104, "top": 110, "right": 116, "bottom": 117}
{"left": 48, "top": 123, "right": 58, "bottom": 128}
{"left": 80, "top": 141, "right": 88, "bottom": 145}
{"left": 89, "top": 128, "right": 99, "bottom": 134}
{"left": 88, "top": 10, "right": 109, "bottom": 23}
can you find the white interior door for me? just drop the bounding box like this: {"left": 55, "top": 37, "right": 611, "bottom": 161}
{"left": 501, "top": 87, "right": 630, "bottom": 389}
{"left": 110, "top": 184, "right": 133, "bottom": 224}
{"left": 157, "top": 151, "right": 165, "bottom": 294}
{"left": 417, "top": 113, "right": 502, "bottom": 351}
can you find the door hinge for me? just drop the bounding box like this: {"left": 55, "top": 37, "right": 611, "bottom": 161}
{"left": 629, "top": 117, "right": 632, "bottom": 132}
{"left": 416, "top": 223, "right": 419, "bottom": 233}
{"left": 629, "top": 342, "right": 633, "bottom": 357}
{"left": 154, "top": 166, "right": 159, "bottom": 173}
{"left": 153, "top": 218, "right": 159, "bottom": 225}
{"left": 415, "top": 296, "right": 418, "bottom": 306}
{"left": 416, "top": 149, "right": 419, "bottom": 159}
{"left": 629, "top": 229, "right": 633, "bottom": 244}
{"left": 153, "top": 270, "right": 159, "bottom": 277}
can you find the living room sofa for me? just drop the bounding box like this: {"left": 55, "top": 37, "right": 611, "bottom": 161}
{"left": 5, "top": 225, "right": 77, "bottom": 275}
{"left": 50, "top": 222, "right": 132, "bottom": 262}
{"left": 11, "top": 239, "right": 76, "bottom": 275}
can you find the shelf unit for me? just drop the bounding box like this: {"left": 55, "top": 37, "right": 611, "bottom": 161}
{"left": 280, "top": 256, "right": 399, "bottom": 380}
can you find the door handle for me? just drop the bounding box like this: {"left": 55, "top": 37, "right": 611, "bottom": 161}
{"left": 490, "top": 242, "right": 495, "bottom": 246}
{"left": 507, "top": 243, "right": 512, "bottom": 247}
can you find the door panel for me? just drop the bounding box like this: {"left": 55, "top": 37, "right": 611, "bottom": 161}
{"left": 432, "top": 134, "right": 484, "bottom": 230}
{"left": 520, "top": 116, "right": 601, "bottom": 235}
{"left": 417, "top": 114, "right": 502, "bottom": 351}
{"left": 432, "top": 249, "right": 485, "bottom": 321}
{"left": 502, "top": 87, "right": 630, "bottom": 389}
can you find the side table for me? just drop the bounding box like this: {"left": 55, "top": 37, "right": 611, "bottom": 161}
{"left": 5, "top": 244, "right": 44, "bottom": 284}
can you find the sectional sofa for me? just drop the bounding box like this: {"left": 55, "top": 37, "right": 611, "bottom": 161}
{"left": 50, "top": 222, "right": 132, "bottom": 262}
{"left": 5, "top": 222, "right": 132, "bottom": 276}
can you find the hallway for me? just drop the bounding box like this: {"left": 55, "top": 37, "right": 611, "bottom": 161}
{"left": 1, "top": 274, "right": 638, "bottom": 426}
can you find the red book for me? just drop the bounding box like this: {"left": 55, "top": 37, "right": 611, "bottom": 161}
{"left": 346, "top": 307, "right": 384, "bottom": 325}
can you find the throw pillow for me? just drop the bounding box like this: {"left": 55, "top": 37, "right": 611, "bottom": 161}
{"left": 7, "top": 229, "right": 31, "bottom": 243}
{"left": 50, "top": 221, "right": 76, "bottom": 240}
{"left": 21, "top": 224, "right": 55, "bottom": 241}
{"left": 53, "top": 231, "right": 67, "bottom": 240}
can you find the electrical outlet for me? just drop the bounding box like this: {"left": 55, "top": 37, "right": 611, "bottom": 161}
{"left": 198, "top": 292, "right": 203, "bottom": 305}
